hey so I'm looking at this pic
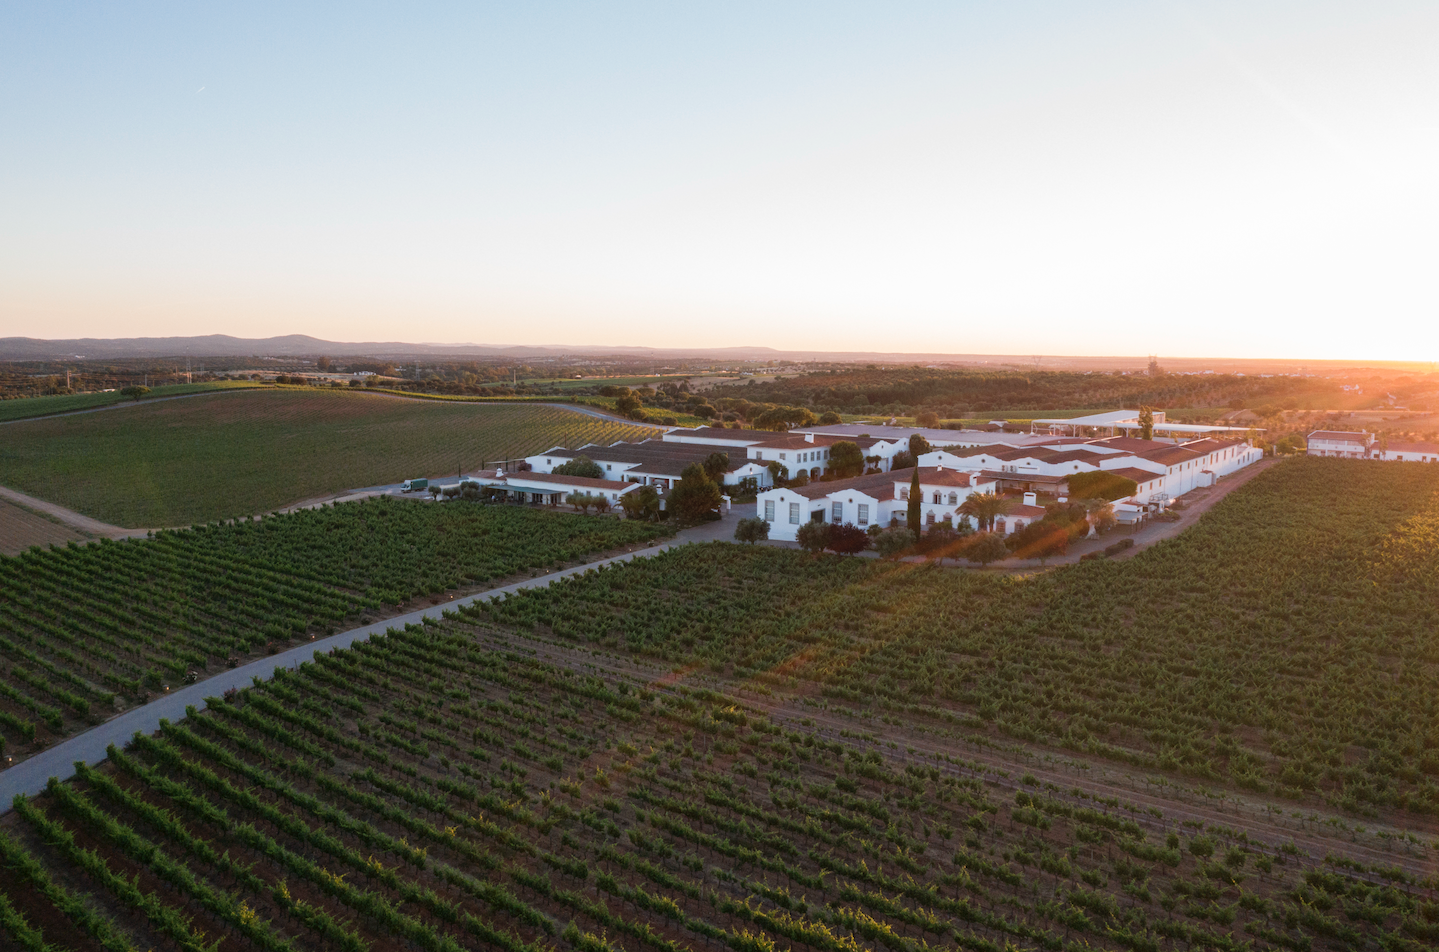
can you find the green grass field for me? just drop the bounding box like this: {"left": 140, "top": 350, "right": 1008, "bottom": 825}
{"left": 0, "top": 389, "right": 658, "bottom": 528}
{"left": 0, "top": 381, "right": 259, "bottom": 424}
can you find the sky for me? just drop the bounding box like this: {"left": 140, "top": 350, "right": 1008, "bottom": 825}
{"left": 1, "top": 2, "right": 1436, "bottom": 360}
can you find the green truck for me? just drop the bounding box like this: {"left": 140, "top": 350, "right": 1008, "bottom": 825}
{"left": 401, "top": 478, "right": 429, "bottom": 493}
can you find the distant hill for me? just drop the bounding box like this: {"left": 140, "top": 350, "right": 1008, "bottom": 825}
{"left": 0, "top": 335, "right": 788, "bottom": 361}
{"left": 0, "top": 335, "right": 1431, "bottom": 373}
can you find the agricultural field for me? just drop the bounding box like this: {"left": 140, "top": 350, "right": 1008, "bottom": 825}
{"left": 474, "top": 458, "right": 1439, "bottom": 818}
{"left": 0, "top": 381, "right": 258, "bottom": 424}
{"left": 0, "top": 389, "right": 658, "bottom": 527}
{"left": 3, "top": 619, "right": 1435, "bottom": 952}
{"left": 0, "top": 499, "right": 668, "bottom": 758}
{"left": 0, "top": 496, "right": 90, "bottom": 556}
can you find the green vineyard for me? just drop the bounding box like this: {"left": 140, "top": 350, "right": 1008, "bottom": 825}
{"left": 0, "top": 389, "right": 658, "bottom": 527}
{"left": 3, "top": 619, "right": 1434, "bottom": 951}
{"left": 0, "top": 499, "right": 668, "bottom": 756}
{"left": 473, "top": 458, "right": 1439, "bottom": 814}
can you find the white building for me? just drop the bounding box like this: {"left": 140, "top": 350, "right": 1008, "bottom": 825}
{"left": 1306, "top": 430, "right": 1372, "bottom": 458}
{"left": 1376, "top": 441, "right": 1439, "bottom": 462}
{"left": 755, "top": 467, "right": 1001, "bottom": 542}
{"left": 919, "top": 435, "right": 1260, "bottom": 507}
{"left": 468, "top": 471, "right": 641, "bottom": 507}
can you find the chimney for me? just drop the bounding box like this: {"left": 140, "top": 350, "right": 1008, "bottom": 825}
{"left": 1023, "top": 491, "right": 1037, "bottom": 507}
{"left": 805, "top": 433, "right": 815, "bottom": 443}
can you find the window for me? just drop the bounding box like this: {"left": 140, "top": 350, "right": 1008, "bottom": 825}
{"left": 764, "top": 500, "right": 775, "bottom": 522}
{"left": 832, "top": 502, "right": 843, "bottom": 523}
{"left": 996, "top": 519, "right": 1006, "bottom": 533}
{"left": 900, "top": 488, "right": 908, "bottom": 500}
{"left": 932, "top": 491, "right": 941, "bottom": 504}
{"left": 606, "top": 464, "right": 612, "bottom": 470}
{"left": 926, "top": 512, "right": 935, "bottom": 525}
{"left": 756, "top": 451, "right": 764, "bottom": 461}
{"left": 780, "top": 453, "right": 787, "bottom": 460}
{"left": 858, "top": 504, "right": 869, "bottom": 525}
{"left": 789, "top": 502, "right": 800, "bottom": 524}
{"left": 948, "top": 492, "right": 958, "bottom": 505}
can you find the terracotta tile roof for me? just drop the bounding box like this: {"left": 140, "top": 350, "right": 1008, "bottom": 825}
{"left": 1384, "top": 441, "right": 1439, "bottom": 454}
{"left": 1135, "top": 445, "right": 1203, "bottom": 465}
{"left": 1005, "top": 504, "right": 1048, "bottom": 520}
{"left": 977, "top": 470, "right": 1067, "bottom": 485}
{"left": 907, "top": 467, "right": 991, "bottom": 488}
{"left": 1308, "top": 430, "right": 1369, "bottom": 443}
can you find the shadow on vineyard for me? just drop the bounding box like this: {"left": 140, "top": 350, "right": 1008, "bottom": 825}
{"left": 2, "top": 621, "right": 1435, "bottom": 951}
{"left": 0, "top": 498, "right": 669, "bottom": 759}
{"left": 475, "top": 458, "right": 1439, "bottom": 818}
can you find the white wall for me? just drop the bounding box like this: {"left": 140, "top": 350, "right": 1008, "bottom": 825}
{"left": 756, "top": 489, "right": 825, "bottom": 542}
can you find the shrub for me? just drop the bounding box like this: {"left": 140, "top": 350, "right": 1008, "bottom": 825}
{"left": 734, "top": 517, "right": 770, "bottom": 544}
{"left": 872, "top": 527, "right": 914, "bottom": 560}
{"left": 796, "top": 521, "right": 832, "bottom": 554}
{"left": 963, "top": 531, "right": 1009, "bottom": 566}
{"left": 825, "top": 523, "right": 870, "bottom": 555}
{"left": 554, "top": 455, "right": 604, "bottom": 479}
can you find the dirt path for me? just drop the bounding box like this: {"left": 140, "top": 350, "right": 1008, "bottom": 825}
{"left": 0, "top": 485, "right": 150, "bottom": 541}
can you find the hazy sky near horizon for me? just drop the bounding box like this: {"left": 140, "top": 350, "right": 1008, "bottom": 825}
{"left": 2, "top": 3, "right": 1436, "bottom": 360}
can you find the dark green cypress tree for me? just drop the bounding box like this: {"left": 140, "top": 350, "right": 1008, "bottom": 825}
{"left": 907, "top": 466, "right": 922, "bottom": 539}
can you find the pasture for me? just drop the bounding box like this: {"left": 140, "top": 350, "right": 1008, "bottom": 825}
{"left": 0, "top": 389, "right": 657, "bottom": 527}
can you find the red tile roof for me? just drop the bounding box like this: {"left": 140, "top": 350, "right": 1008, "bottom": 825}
{"left": 1308, "top": 430, "right": 1369, "bottom": 443}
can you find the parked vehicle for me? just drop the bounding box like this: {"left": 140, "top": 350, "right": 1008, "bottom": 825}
{"left": 401, "top": 478, "right": 429, "bottom": 492}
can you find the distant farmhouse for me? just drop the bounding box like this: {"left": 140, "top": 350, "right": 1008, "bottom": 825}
{"left": 1307, "top": 431, "right": 1439, "bottom": 462}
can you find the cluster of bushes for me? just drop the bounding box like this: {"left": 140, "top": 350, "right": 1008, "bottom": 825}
{"left": 563, "top": 491, "right": 612, "bottom": 514}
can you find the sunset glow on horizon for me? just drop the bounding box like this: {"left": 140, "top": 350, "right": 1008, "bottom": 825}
{"left": 2, "top": 2, "right": 1436, "bottom": 362}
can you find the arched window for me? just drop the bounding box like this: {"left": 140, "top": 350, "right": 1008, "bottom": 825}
{"left": 932, "top": 491, "right": 941, "bottom": 504}
{"left": 947, "top": 492, "right": 958, "bottom": 505}
{"left": 926, "top": 511, "right": 936, "bottom": 525}
{"left": 995, "top": 519, "right": 1006, "bottom": 534}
